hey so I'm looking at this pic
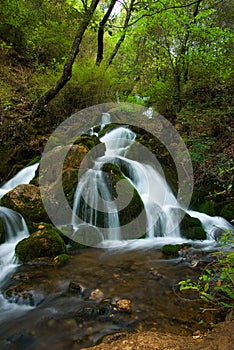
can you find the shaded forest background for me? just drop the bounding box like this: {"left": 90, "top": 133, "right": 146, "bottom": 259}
{"left": 0, "top": 0, "right": 233, "bottom": 211}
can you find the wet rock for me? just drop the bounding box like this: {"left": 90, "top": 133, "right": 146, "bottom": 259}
{"left": 82, "top": 288, "right": 105, "bottom": 301}
{"left": 148, "top": 268, "right": 163, "bottom": 280}
{"left": 180, "top": 214, "right": 207, "bottom": 240}
{"left": 116, "top": 299, "right": 132, "bottom": 313}
{"left": 5, "top": 286, "right": 44, "bottom": 306}
{"left": 13, "top": 273, "right": 30, "bottom": 281}
{"left": 68, "top": 281, "right": 85, "bottom": 295}
{"left": 89, "top": 289, "right": 105, "bottom": 301}
{"left": 52, "top": 253, "right": 69, "bottom": 265}
{"left": 15, "top": 223, "right": 67, "bottom": 263}
{"left": 161, "top": 243, "right": 191, "bottom": 258}
{"left": 1, "top": 184, "right": 50, "bottom": 232}
{"left": 211, "top": 226, "right": 226, "bottom": 241}
{"left": 98, "top": 162, "right": 146, "bottom": 238}
{"left": 102, "top": 332, "right": 127, "bottom": 344}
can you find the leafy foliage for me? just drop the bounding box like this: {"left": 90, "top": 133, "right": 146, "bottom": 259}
{"left": 178, "top": 231, "right": 234, "bottom": 311}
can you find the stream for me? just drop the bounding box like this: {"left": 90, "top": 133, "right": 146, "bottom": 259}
{"left": 0, "top": 112, "right": 233, "bottom": 349}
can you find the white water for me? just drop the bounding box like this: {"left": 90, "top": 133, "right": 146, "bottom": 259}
{"left": 0, "top": 164, "right": 36, "bottom": 319}
{"left": 72, "top": 123, "right": 233, "bottom": 246}
{"left": 0, "top": 162, "right": 39, "bottom": 199}
{"left": 0, "top": 207, "right": 31, "bottom": 320}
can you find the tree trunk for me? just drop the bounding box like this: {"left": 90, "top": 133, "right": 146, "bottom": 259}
{"left": 96, "top": 0, "right": 117, "bottom": 66}
{"left": 32, "top": 0, "right": 100, "bottom": 118}
{"left": 108, "top": 0, "right": 135, "bottom": 66}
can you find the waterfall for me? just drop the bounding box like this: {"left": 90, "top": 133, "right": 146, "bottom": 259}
{"left": 72, "top": 125, "right": 185, "bottom": 244}
{"left": 0, "top": 207, "right": 29, "bottom": 290}
{"left": 0, "top": 163, "right": 39, "bottom": 199}
{"left": 100, "top": 112, "right": 111, "bottom": 130}
{"left": 71, "top": 121, "right": 233, "bottom": 246}
{"left": 0, "top": 207, "right": 30, "bottom": 321}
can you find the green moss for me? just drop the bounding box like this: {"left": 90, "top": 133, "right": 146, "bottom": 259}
{"left": 199, "top": 200, "right": 215, "bottom": 216}
{"left": 15, "top": 224, "right": 67, "bottom": 263}
{"left": 26, "top": 156, "right": 41, "bottom": 167}
{"left": 54, "top": 253, "right": 69, "bottom": 264}
{"left": 180, "top": 214, "right": 207, "bottom": 240}
{"left": 74, "top": 134, "right": 100, "bottom": 150}
{"left": 220, "top": 203, "right": 234, "bottom": 222}
{"left": 161, "top": 243, "right": 191, "bottom": 257}
{"left": 62, "top": 168, "right": 79, "bottom": 206}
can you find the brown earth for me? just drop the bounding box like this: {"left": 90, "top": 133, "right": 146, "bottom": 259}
{"left": 81, "top": 320, "right": 234, "bottom": 350}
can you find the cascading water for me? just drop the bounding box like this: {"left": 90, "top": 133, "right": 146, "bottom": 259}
{"left": 72, "top": 120, "right": 233, "bottom": 246}
{"left": 0, "top": 207, "right": 30, "bottom": 321}
{"left": 0, "top": 207, "right": 29, "bottom": 285}
{"left": 73, "top": 126, "right": 180, "bottom": 244}
{"left": 0, "top": 163, "right": 39, "bottom": 199}
{"left": 0, "top": 164, "right": 37, "bottom": 319}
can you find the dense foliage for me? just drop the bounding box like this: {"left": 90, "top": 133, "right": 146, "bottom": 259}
{"left": 0, "top": 0, "right": 233, "bottom": 194}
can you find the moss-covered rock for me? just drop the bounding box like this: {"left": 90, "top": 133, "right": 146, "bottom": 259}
{"left": 101, "top": 163, "right": 146, "bottom": 236}
{"left": 198, "top": 200, "right": 215, "bottom": 216}
{"left": 1, "top": 184, "right": 50, "bottom": 232}
{"left": 180, "top": 214, "right": 207, "bottom": 240}
{"left": 220, "top": 203, "right": 234, "bottom": 222}
{"left": 53, "top": 253, "right": 69, "bottom": 265}
{"left": 15, "top": 224, "right": 67, "bottom": 263}
{"left": 161, "top": 243, "right": 191, "bottom": 257}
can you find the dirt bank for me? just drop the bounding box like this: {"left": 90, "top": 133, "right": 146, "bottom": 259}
{"left": 81, "top": 320, "right": 234, "bottom": 350}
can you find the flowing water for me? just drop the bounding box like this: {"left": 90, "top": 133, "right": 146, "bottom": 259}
{"left": 72, "top": 121, "right": 232, "bottom": 246}
{"left": 0, "top": 163, "right": 39, "bottom": 199}
{"left": 0, "top": 115, "right": 233, "bottom": 349}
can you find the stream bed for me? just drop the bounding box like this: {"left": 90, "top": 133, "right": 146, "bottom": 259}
{"left": 0, "top": 243, "right": 218, "bottom": 350}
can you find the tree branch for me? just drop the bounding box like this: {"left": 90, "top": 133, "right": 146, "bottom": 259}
{"left": 32, "top": 0, "right": 100, "bottom": 118}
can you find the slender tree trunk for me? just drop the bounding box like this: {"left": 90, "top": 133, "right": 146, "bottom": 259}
{"left": 96, "top": 0, "right": 117, "bottom": 66}
{"left": 32, "top": 0, "right": 100, "bottom": 118}
{"left": 108, "top": 0, "right": 135, "bottom": 66}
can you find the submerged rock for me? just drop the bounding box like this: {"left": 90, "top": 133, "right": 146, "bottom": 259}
{"left": 15, "top": 224, "right": 66, "bottom": 263}
{"left": 116, "top": 299, "right": 132, "bottom": 313}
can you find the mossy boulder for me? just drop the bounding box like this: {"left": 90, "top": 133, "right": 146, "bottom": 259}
{"left": 101, "top": 163, "right": 146, "bottom": 237}
{"left": 220, "top": 203, "right": 234, "bottom": 222}
{"left": 180, "top": 214, "right": 207, "bottom": 240}
{"left": 1, "top": 184, "right": 50, "bottom": 232}
{"left": 161, "top": 243, "right": 191, "bottom": 257}
{"left": 15, "top": 224, "right": 67, "bottom": 263}
{"left": 198, "top": 200, "right": 215, "bottom": 216}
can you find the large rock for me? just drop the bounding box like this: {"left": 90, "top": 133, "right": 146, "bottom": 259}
{"left": 15, "top": 224, "right": 67, "bottom": 263}
{"left": 220, "top": 203, "right": 234, "bottom": 222}
{"left": 180, "top": 214, "right": 207, "bottom": 240}
{"left": 1, "top": 184, "right": 50, "bottom": 232}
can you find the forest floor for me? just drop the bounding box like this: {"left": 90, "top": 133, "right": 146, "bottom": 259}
{"left": 82, "top": 320, "right": 234, "bottom": 350}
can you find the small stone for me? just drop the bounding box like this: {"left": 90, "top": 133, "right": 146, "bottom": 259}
{"left": 68, "top": 281, "right": 84, "bottom": 295}
{"left": 89, "top": 288, "right": 104, "bottom": 301}
{"left": 13, "top": 273, "right": 30, "bottom": 281}
{"left": 116, "top": 299, "right": 132, "bottom": 313}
